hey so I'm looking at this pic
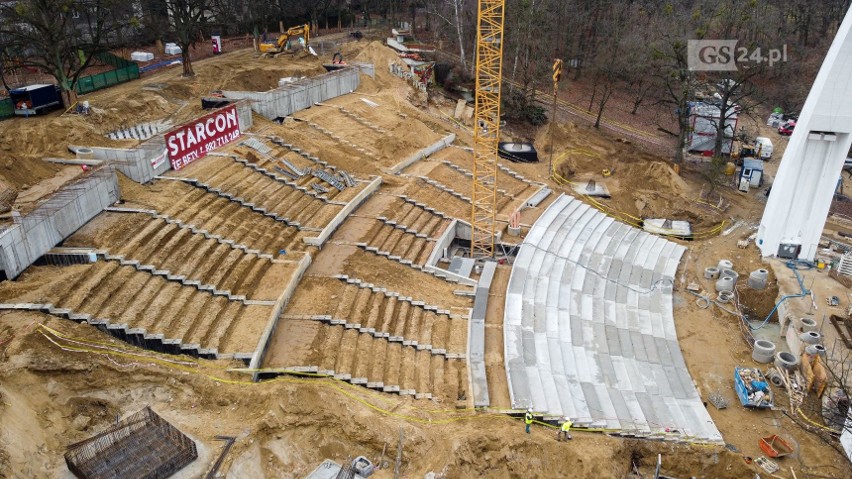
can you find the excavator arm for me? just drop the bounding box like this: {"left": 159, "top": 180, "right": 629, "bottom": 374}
{"left": 277, "top": 24, "right": 310, "bottom": 50}
{"left": 259, "top": 24, "right": 310, "bottom": 54}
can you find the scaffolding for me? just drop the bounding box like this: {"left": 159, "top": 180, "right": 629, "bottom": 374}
{"left": 64, "top": 407, "right": 198, "bottom": 479}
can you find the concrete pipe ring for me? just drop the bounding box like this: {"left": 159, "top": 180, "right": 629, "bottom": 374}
{"left": 753, "top": 340, "right": 776, "bottom": 356}
{"left": 721, "top": 268, "right": 739, "bottom": 282}
{"left": 748, "top": 269, "right": 768, "bottom": 289}
{"left": 769, "top": 374, "right": 784, "bottom": 387}
{"left": 799, "top": 331, "right": 821, "bottom": 345}
{"left": 804, "top": 344, "right": 826, "bottom": 357}
{"left": 752, "top": 339, "right": 776, "bottom": 364}
{"left": 704, "top": 267, "right": 720, "bottom": 279}
{"left": 774, "top": 351, "right": 799, "bottom": 371}
{"left": 800, "top": 317, "right": 818, "bottom": 333}
{"left": 76, "top": 147, "right": 94, "bottom": 160}
{"left": 715, "top": 276, "right": 735, "bottom": 293}
{"left": 717, "top": 291, "right": 734, "bottom": 303}
{"left": 718, "top": 259, "right": 734, "bottom": 271}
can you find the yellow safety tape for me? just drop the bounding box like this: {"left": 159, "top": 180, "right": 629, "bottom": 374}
{"left": 33, "top": 324, "right": 501, "bottom": 420}
{"left": 550, "top": 167, "right": 726, "bottom": 238}
{"left": 795, "top": 407, "right": 841, "bottom": 434}
{"left": 32, "top": 323, "right": 725, "bottom": 444}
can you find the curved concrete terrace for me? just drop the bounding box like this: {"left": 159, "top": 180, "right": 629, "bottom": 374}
{"left": 504, "top": 194, "right": 722, "bottom": 443}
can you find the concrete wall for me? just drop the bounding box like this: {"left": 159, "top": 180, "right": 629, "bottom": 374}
{"left": 71, "top": 101, "right": 255, "bottom": 184}
{"left": 469, "top": 261, "right": 496, "bottom": 407}
{"left": 250, "top": 254, "right": 312, "bottom": 381}
{"left": 0, "top": 168, "right": 120, "bottom": 279}
{"left": 222, "top": 67, "right": 361, "bottom": 120}
{"left": 422, "top": 219, "right": 477, "bottom": 287}
{"left": 388, "top": 134, "right": 456, "bottom": 174}
{"left": 304, "top": 177, "right": 382, "bottom": 247}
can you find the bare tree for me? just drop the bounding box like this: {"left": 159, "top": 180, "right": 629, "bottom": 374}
{"left": 164, "top": 0, "right": 209, "bottom": 77}
{"left": 0, "top": 0, "right": 132, "bottom": 106}
{"left": 425, "top": 0, "right": 470, "bottom": 71}
{"left": 651, "top": 34, "right": 694, "bottom": 165}
{"left": 585, "top": 1, "right": 637, "bottom": 129}
{"left": 701, "top": 71, "right": 764, "bottom": 158}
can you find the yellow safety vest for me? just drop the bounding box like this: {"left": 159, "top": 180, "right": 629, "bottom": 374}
{"left": 561, "top": 420, "right": 572, "bottom": 431}
{"left": 524, "top": 413, "right": 533, "bottom": 424}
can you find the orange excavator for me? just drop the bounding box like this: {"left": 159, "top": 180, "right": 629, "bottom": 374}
{"left": 258, "top": 24, "right": 310, "bottom": 54}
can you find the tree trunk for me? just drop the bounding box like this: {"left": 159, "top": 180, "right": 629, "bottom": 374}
{"left": 630, "top": 96, "right": 643, "bottom": 115}
{"left": 182, "top": 48, "right": 194, "bottom": 76}
{"left": 588, "top": 80, "right": 598, "bottom": 112}
{"left": 674, "top": 110, "right": 689, "bottom": 164}
{"left": 630, "top": 83, "right": 646, "bottom": 114}
{"left": 60, "top": 88, "right": 77, "bottom": 109}
{"left": 452, "top": 0, "right": 467, "bottom": 71}
{"left": 713, "top": 92, "right": 732, "bottom": 158}
{"left": 595, "top": 84, "right": 612, "bottom": 129}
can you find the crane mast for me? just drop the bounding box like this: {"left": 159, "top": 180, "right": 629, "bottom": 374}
{"left": 470, "top": 0, "right": 506, "bottom": 258}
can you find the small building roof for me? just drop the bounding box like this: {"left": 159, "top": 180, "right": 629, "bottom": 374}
{"left": 743, "top": 158, "right": 764, "bottom": 170}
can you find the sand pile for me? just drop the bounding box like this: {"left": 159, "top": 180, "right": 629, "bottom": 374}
{"left": 622, "top": 160, "right": 689, "bottom": 197}
{"left": 218, "top": 64, "right": 328, "bottom": 92}
{"left": 345, "top": 40, "right": 409, "bottom": 93}
{"left": 545, "top": 120, "right": 725, "bottom": 229}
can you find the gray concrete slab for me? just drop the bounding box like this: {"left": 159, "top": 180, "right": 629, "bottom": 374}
{"left": 502, "top": 195, "right": 720, "bottom": 442}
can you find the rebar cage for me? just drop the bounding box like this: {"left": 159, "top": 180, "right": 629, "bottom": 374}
{"left": 64, "top": 407, "right": 198, "bottom": 479}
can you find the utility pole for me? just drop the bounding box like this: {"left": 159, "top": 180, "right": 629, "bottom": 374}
{"left": 549, "top": 59, "right": 563, "bottom": 177}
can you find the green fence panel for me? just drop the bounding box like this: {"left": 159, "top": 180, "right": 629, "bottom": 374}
{"left": 74, "top": 53, "right": 141, "bottom": 94}
{"left": 0, "top": 98, "right": 13, "bottom": 118}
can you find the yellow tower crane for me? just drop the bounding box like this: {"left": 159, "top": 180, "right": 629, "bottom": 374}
{"left": 470, "top": 0, "right": 506, "bottom": 258}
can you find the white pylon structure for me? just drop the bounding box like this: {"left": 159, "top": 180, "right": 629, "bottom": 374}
{"left": 758, "top": 7, "right": 852, "bottom": 261}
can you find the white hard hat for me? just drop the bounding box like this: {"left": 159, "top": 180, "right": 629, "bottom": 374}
{"left": 527, "top": 407, "right": 532, "bottom": 412}
{"left": 563, "top": 416, "right": 568, "bottom": 420}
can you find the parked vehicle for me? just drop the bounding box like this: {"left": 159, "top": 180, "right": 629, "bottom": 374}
{"left": 754, "top": 137, "right": 773, "bottom": 160}
{"left": 778, "top": 120, "right": 796, "bottom": 136}
{"left": 10, "top": 84, "right": 62, "bottom": 116}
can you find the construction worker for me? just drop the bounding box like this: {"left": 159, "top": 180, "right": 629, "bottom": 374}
{"left": 557, "top": 417, "right": 573, "bottom": 441}
{"left": 524, "top": 408, "right": 533, "bottom": 434}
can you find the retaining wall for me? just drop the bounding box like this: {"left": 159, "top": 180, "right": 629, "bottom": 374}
{"left": 304, "top": 177, "right": 383, "bottom": 247}
{"left": 71, "top": 101, "right": 254, "bottom": 184}
{"left": 222, "top": 67, "right": 361, "bottom": 120}
{"left": 388, "top": 134, "right": 456, "bottom": 174}
{"left": 469, "top": 261, "right": 496, "bottom": 407}
{"left": 249, "top": 254, "right": 312, "bottom": 381}
{"left": 0, "top": 168, "right": 120, "bottom": 279}
{"left": 421, "top": 219, "right": 477, "bottom": 287}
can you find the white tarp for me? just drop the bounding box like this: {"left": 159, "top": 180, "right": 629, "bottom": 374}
{"left": 688, "top": 102, "right": 738, "bottom": 154}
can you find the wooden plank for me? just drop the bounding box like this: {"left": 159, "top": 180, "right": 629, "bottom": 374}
{"left": 829, "top": 315, "right": 852, "bottom": 348}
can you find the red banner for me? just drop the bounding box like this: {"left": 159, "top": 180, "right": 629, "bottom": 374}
{"left": 165, "top": 104, "right": 241, "bottom": 170}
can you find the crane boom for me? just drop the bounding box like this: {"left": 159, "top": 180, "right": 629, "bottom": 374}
{"left": 470, "top": 0, "right": 506, "bottom": 258}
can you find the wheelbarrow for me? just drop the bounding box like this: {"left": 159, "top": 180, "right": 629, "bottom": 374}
{"left": 759, "top": 434, "right": 794, "bottom": 458}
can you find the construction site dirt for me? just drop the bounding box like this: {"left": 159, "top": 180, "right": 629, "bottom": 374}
{"left": 0, "top": 35, "right": 851, "bottom": 479}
